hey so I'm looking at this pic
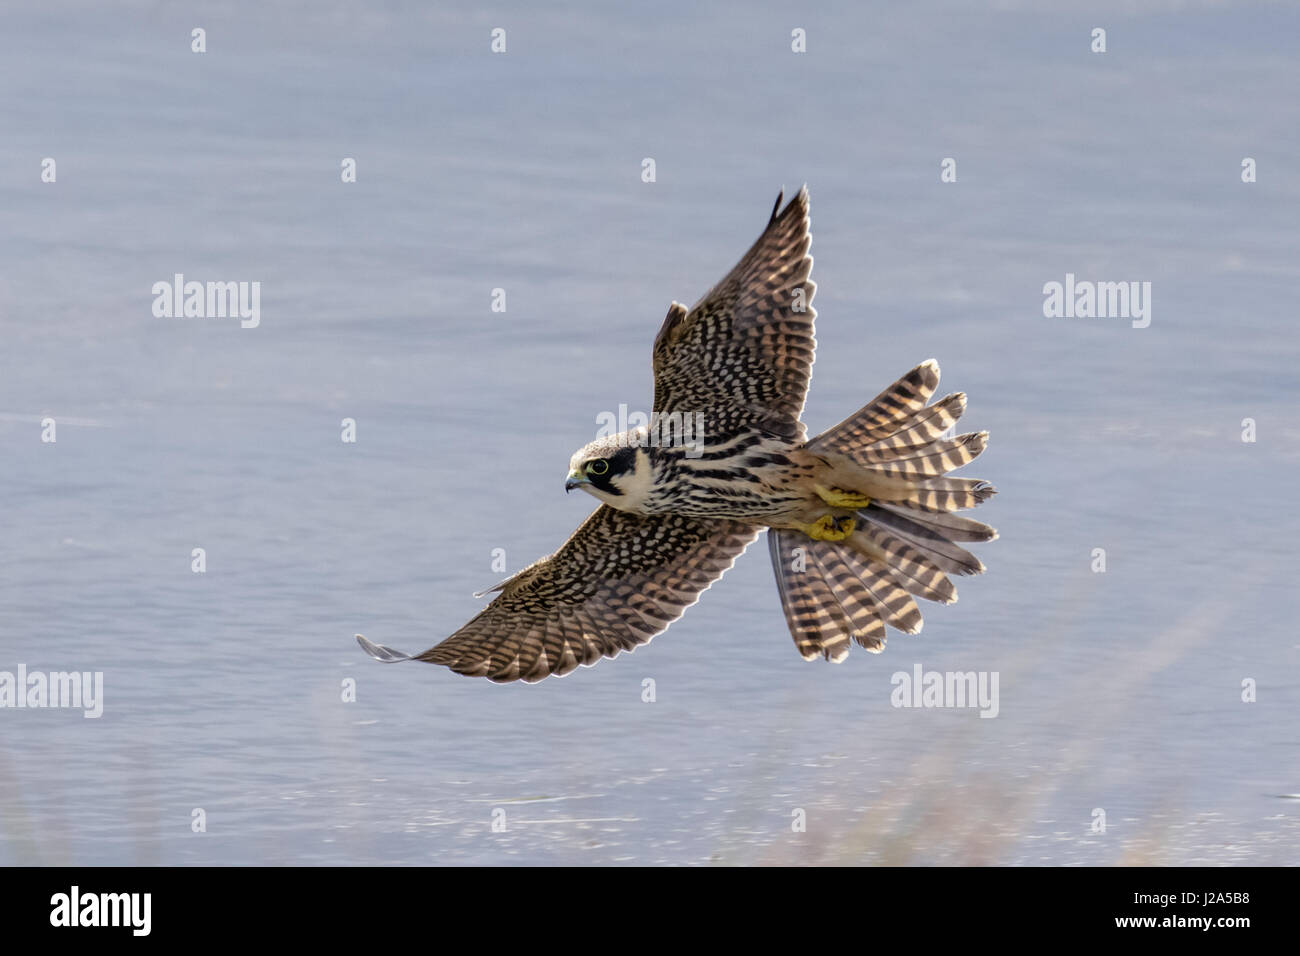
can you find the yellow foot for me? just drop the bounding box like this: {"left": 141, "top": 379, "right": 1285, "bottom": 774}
{"left": 815, "top": 484, "right": 873, "bottom": 509}
{"left": 802, "top": 514, "right": 857, "bottom": 542}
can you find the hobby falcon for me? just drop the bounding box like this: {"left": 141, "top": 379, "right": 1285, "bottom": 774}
{"left": 357, "top": 188, "right": 996, "bottom": 682}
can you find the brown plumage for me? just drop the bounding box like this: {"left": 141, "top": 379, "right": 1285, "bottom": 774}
{"left": 412, "top": 510, "right": 757, "bottom": 683}
{"left": 357, "top": 187, "right": 996, "bottom": 681}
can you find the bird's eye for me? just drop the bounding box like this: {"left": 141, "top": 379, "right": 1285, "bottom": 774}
{"left": 587, "top": 459, "right": 609, "bottom": 476}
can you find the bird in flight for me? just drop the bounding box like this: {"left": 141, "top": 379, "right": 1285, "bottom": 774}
{"left": 357, "top": 187, "right": 995, "bottom": 682}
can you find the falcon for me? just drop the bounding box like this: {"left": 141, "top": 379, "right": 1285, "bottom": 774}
{"left": 357, "top": 188, "right": 996, "bottom": 682}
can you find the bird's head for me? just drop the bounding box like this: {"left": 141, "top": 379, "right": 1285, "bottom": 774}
{"left": 565, "top": 430, "right": 654, "bottom": 512}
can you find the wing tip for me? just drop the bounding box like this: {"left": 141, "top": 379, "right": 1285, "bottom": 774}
{"left": 769, "top": 184, "right": 810, "bottom": 226}
{"left": 768, "top": 187, "right": 785, "bottom": 225}
{"left": 356, "top": 633, "right": 414, "bottom": 662}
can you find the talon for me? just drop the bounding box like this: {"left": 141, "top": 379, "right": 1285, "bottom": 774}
{"left": 814, "top": 484, "right": 873, "bottom": 509}
{"left": 804, "top": 514, "right": 856, "bottom": 542}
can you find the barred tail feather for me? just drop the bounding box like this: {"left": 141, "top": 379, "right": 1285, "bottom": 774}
{"left": 769, "top": 529, "right": 931, "bottom": 663}
{"left": 811, "top": 359, "right": 941, "bottom": 449}
{"left": 769, "top": 529, "right": 862, "bottom": 661}
{"left": 771, "top": 360, "right": 996, "bottom": 663}
{"left": 871, "top": 502, "right": 998, "bottom": 542}
{"left": 845, "top": 550, "right": 924, "bottom": 634}
{"left": 848, "top": 522, "right": 959, "bottom": 604}
{"left": 899, "top": 476, "right": 996, "bottom": 513}
{"left": 851, "top": 392, "right": 967, "bottom": 459}
{"left": 853, "top": 511, "right": 985, "bottom": 576}
{"left": 806, "top": 545, "right": 889, "bottom": 651}
{"left": 854, "top": 430, "right": 988, "bottom": 479}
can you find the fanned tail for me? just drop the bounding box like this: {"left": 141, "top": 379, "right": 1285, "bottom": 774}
{"left": 769, "top": 360, "right": 997, "bottom": 662}
{"left": 768, "top": 529, "right": 925, "bottom": 662}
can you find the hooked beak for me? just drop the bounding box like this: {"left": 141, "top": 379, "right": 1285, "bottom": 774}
{"left": 565, "top": 469, "right": 590, "bottom": 493}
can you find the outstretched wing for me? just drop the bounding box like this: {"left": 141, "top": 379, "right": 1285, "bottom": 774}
{"left": 652, "top": 186, "right": 816, "bottom": 441}
{"left": 359, "top": 506, "right": 758, "bottom": 682}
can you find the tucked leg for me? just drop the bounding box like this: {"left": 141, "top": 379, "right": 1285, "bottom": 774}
{"left": 797, "top": 513, "right": 857, "bottom": 542}
{"left": 814, "top": 484, "right": 873, "bottom": 509}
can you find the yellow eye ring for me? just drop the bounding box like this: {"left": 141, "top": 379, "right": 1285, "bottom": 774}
{"left": 587, "top": 459, "right": 609, "bottom": 476}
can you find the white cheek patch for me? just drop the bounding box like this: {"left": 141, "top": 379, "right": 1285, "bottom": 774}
{"left": 600, "top": 449, "right": 654, "bottom": 512}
